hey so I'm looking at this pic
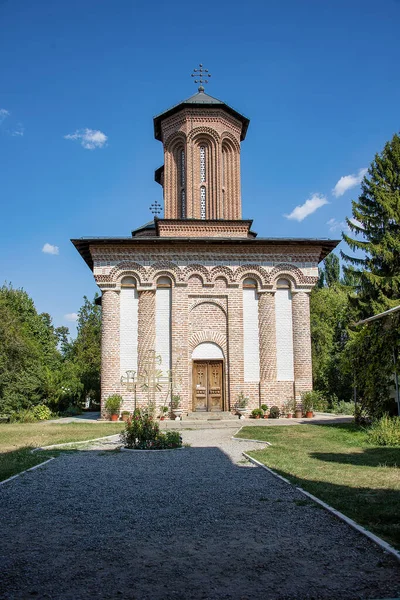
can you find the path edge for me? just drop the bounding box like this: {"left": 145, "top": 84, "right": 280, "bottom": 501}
{"left": 0, "top": 458, "right": 55, "bottom": 487}
{"left": 243, "top": 452, "right": 400, "bottom": 563}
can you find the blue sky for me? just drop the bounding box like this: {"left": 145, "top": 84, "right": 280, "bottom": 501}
{"left": 1, "top": 0, "right": 399, "bottom": 336}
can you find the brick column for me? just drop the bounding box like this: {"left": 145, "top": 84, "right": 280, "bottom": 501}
{"left": 292, "top": 291, "right": 313, "bottom": 397}
{"left": 137, "top": 290, "right": 156, "bottom": 376}
{"left": 227, "top": 287, "right": 244, "bottom": 409}
{"left": 171, "top": 285, "right": 189, "bottom": 411}
{"left": 258, "top": 292, "right": 277, "bottom": 382}
{"left": 101, "top": 289, "right": 120, "bottom": 416}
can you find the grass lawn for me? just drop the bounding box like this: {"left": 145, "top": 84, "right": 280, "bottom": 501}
{"left": 0, "top": 421, "right": 124, "bottom": 482}
{"left": 236, "top": 423, "right": 400, "bottom": 549}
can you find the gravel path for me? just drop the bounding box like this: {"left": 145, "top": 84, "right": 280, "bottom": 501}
{"left": 1, "top": 428, "right": 400, "bottom": 600}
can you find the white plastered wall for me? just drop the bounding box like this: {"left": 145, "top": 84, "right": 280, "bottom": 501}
{"left": 275, "top": 288, "right": 294, "bottom": 380}
{"left": 120, "top": 287, "right": 139, "bottom": 377}
{"left": 243, "top": 288, "right": 260, "bottom": 382}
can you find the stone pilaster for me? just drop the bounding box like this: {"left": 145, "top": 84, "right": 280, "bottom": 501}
{"left": 171, "top": 285, "right": 189, "bottom": 411}
{"left": 258, "top": 292, "right": 277, "bottom": 382}
{"left": 227, "top": 287, "right": 245, "bottom": 409}
{"left": 101, "top": 289, "right": 120, "bottom": 415}
{"left": 292, "top": 291, "right": 313, "bottom": 398}
{"left": 136, "top": 290, "right": 156, "bottom": 406}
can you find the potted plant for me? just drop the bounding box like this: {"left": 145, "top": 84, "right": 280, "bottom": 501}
{"left": 121, "top": 410, "right": 131, "bottom": 422}
{"left": 302, "top": 391, "right": 314, "bottom": 418}
{"left": 159, "top": 406, "right": 168, "bottom": 420}
{"left": 105, "top": 394, "right": 122, "bottom": 421}
{"left": 171, "top": 394, "right": 183, "bottom": 420}
{"left": 235, "top": 392, "right": 249, "bottom": 417}
{"left": 251, "top": 408, "right": 264, "bottom": 419}
{"left": 261, "top": 404, "right": 269, "bottom": 419}
{"left": 286, "top": 398, "right": 295, "bottom": 418}
{"left": 269, "top": 405, "right": 280, "bottom": 419}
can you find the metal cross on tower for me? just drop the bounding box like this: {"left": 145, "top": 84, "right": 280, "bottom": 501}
{"left": 191, "top": 63, "right": 211, "bottom": 92}
{"left": 150, "top": 200, "right": 162, "bottom": 216}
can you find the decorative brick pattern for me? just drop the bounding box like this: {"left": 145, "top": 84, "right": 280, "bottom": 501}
{"left": 292, "top": 292, "right": 313, "bottom": 399}
{"left": 101, "top": 290, "right": 121, "bottom": 416}
{"left": 157, "top": 220, "right": 252, "bottom": 239}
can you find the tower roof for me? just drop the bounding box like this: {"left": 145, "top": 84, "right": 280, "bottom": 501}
{"left": 153, "top": 90, "right": 250, "bottom": 141}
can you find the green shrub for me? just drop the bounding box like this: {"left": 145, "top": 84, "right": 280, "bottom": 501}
{"left": 32, "top": 404, "right": 52, "bottom": 421}
{"left": 63, "top": 404, "right": 82, "bottom": 417}
{"left": 261, "top": 404, "right": 268, "bottom": 412}
{"left": 367, "top": 415, "right": 400, "bottom": 447}
{"left": 251, "top": 408, "right": 263, "bottom": 418}
{"left": 104, "top": 394, "right": 122, "bottom": 416}
{"left": 301, "top": 390, "right": 327, "bottom": 412}
{"left": 333, "top": 400, "right": 355, "bottom": 415}
{"left": 269, "top": 405, "right": 280, "bottom": 419}
{"left": 11, "top": 409, "right": 38, "bottom": 423}
{"left": 120, "top": 410, "right": 182, "bottom": 450}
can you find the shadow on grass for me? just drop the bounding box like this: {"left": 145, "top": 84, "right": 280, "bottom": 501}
{"left": 266, "top": 463, "right": 400, "bottom": 549}
{"left": 310, "top": 447, "right": 400, "bottom": 467}
{"left": 0, "top": 447, "right": 57, "bottom": 482}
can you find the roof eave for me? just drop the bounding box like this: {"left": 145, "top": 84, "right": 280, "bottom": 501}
{"left": 71, "top": 237, "right": 339, "bottom": 271}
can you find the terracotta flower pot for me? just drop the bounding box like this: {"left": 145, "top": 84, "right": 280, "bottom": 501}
{"left": 121, "top": 414, "right": 130, "bottom": 422}
{"left": 287, "top": 413, "right": 293, "bottom": 418}
{"left": 263, "top": 415, "right": 269, "bottom": 419}
{"left": 295, "top": 410, "right": 302, "bottom": 419}
{"left": 111, "top": 414, "right": 119, "bottom": 422}
{"left": 305, "top": 411, "right": 313, "bottom": 418}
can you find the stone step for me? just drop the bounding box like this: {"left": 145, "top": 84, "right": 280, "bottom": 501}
{"left": 185, "top": 411, "right": 239, "bottom": 421}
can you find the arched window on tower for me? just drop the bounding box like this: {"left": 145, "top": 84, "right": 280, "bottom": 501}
{"left": 200, "top": 145, "right": 206, "bottom": 219}
{"left": 177, "top": 147, "right": 186, "bottom": 218}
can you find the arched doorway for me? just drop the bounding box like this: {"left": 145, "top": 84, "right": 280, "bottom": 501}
{"left": 191, "top": 343, "right": 224, "bottom": 412}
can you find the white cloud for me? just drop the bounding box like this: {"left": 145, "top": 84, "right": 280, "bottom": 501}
{"left": 284, "top": 193, "right": 329, "bottom": 222}
{"left": 0, "top": 108, "right": 10, "bottom": 125}
{"left": 64, "top": 128, "right": 107, "bottom": 150}
{"left": 11, "top": 123, "right": 24, "bottom": 137}
{"left": 332, "top": 168, "right": 367, "bottom": 197}
{"left": 42, "top": 243, "right": 59, "bottom": 255}
{"left": 64, "top": 313, "right": 78, "bottom": 322}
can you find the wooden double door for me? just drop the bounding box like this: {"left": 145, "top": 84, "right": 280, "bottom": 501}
{"left": 192, "top": 361, "right": 224, "bottom": 412}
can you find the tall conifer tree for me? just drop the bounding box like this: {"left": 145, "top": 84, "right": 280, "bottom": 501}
{"left": 341, "top": 133, "right": 400, "bottom": 317}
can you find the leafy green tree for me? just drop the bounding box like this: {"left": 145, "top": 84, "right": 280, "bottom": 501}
{"left": 71, "top": 295, "right": 101, "bottom": 404}
{"left": 0, "top": 285, "right": 61, "bottom": 413}
{"left": 310, "top": 284, "right": 353, "bottom": 401}
{"left": 342, "top": 132, "right": 400, "bottom": 317}
{"left": 317, "top": 253, "right": 341, "bottom": 289}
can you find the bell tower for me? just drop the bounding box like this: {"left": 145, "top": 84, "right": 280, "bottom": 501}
{"left": 153, "top": 65, "right": 250, "bottom": 225}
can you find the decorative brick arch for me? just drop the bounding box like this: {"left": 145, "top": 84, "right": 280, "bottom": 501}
{"left": 221, "top": 131, "right": 240, "bottom": 153}
{"left": 187, "top": 126, "right": 220, "bottom": 145}
{"left": 269, "top": 263, "right": 305, "bottom": 287}
{"left": 209, "top": 265, "right": 235, "bottom": 284}
{"left": 189, "top": 330, "right": 227, "bottom": 358}
{"left": 181, "top": 264, "right": 212, "bottom": 283}
{"left": 164, "top": 131, "right": 186, "bottom": 152}
{"left": 234, "top": 265, "right": 267, "bottom": 288}
{"left": 189, "top": 298, "right": 227, "bottom": 316}
{"left": 109, "top": 261, "right": 148, "bottom": 285}
{"left": 148, "top": 261, "right": 180, "bottom": 284}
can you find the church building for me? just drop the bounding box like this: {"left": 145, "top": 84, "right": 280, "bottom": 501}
{"left": 72, "top": 70, "right": 338, "bottom": 416}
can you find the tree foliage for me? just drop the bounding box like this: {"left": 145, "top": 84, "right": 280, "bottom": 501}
{"left": 342, "top": 132, "right": 400, "bottom": 317}
{"left": 339, "top": 132, "right": 400, "bottom": 417}
{"left": 0, "top": 285, "right": 101, "bottom": 415}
